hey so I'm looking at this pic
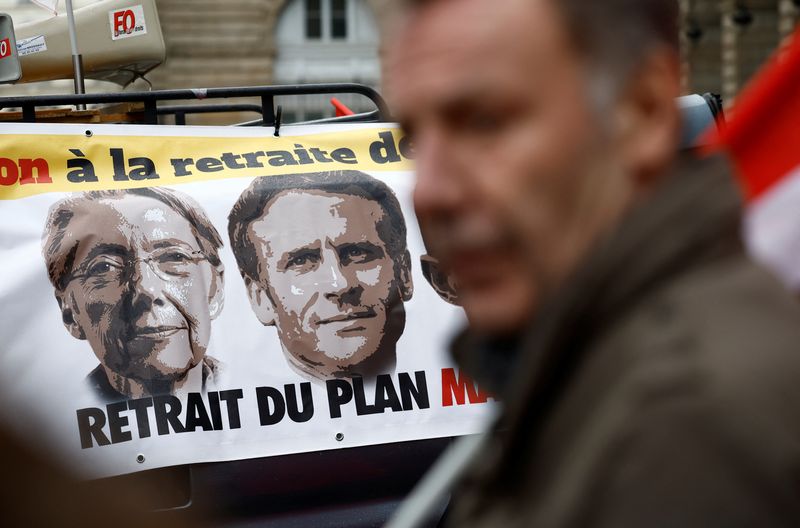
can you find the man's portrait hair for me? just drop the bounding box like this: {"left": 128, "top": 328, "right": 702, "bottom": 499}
{"left": 43, "top": 187, "right": 224, "bottom": 292}
{"left": 228, "top": 170, "right": 410, "bottom": 287}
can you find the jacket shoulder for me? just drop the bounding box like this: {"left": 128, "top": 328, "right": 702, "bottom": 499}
{"left": 607, "top": 251, "right": 800, "bottom": 407}
{"left": 539, "top": 255, "right": 800, "bottom": 527}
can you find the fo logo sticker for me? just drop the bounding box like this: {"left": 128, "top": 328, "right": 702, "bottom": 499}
{"left": 109, "top": 5, "right": 147, "bottom": 41}
{"left": 0, "top": 38, "right": 11, "bottom": 59}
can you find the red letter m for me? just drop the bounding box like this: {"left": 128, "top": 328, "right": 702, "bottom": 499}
{"left": 441, "top": 368, "right": 491, "bottom": 407}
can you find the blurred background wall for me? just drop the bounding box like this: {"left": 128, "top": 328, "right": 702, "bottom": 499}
{"left": 0, "top": 0, "right": 797, "bottom": 118}
{"left": 680, "top": 0, "right": 799, "bottom": 103}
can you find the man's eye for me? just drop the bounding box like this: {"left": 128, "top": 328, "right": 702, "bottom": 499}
{"left": 464, "top": 112, "right": 503, "bottom": 132}
{"left": 341, "top": 245, "right": 378, "bottom": 264}
{"left": 346, "top": 247, "right": 367, "bottom": 258}
{"left": 286, "top": 251, "right": 319, "bottom": 269}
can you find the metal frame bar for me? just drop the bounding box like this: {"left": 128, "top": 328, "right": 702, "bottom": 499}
{"left": 0, "top": 83, "right": 390, "bottom": 124}
{"left": 157, "top": 103, "right": 264, "bottom": 126}
{"left": 236, "top": 109, "right": 382, "bottom": 127}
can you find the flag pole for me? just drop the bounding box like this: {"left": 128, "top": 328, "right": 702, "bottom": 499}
{"left": 64, "top": 0, "right": 86, "bottom": 110}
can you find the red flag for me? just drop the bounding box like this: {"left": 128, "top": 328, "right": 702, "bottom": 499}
{"left": 709, "top": 31, "right": 800, "bottom": 291}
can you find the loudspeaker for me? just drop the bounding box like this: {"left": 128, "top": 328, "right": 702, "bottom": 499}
{"left": 13, "top": 0, "right": 164, "bottom": 86}
{"left": 0, "top": 13, "right": 21, "bottom": 83}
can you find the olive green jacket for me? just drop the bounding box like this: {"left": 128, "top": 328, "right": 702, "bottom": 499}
{"left": 447, "top": 154, "right": 800, "bottom": 528}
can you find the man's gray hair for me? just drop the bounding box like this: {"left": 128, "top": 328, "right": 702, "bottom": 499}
{"left": 407, "top": 0, "right": 679, "bottom": 89}
{"left": 556, "top": 0, "right": 679, "bottom": 74}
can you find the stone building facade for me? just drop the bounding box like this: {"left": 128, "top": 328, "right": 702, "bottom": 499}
{"left": 0, "top": 0, "right": 797, "bottom": 114}
{"left": 146, "top": 0, "right": 797, "bottom": 111}
{"left": 148, "top": 0, "right": 394, "bottom": 89}
{"left": 145, "top": 0, "right": 396, "bottom": 122}
{"left": 681, "top": 0, "right": 799, "bottom": 104}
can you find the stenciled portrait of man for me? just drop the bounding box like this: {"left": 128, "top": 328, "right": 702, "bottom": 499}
{"left": 228, "top": 170, "right": 414, "bottom": 381}
{"left": 42, "top": 187, "right": 225, "bottom": 402}
{"left": 420, "top": 254, "right": 460, "bottom": 306}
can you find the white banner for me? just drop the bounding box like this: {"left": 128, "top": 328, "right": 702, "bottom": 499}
{"left": 0, "top": 122, "right": 495, "bottom": 478}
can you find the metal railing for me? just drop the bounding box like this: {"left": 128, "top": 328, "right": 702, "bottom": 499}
{"left": 0, "top": 83, "right": 390, "bottom": 125}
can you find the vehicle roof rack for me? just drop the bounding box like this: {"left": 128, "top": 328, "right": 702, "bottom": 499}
{"left": 0, "top": 83, "right": 390, "bottom": 125}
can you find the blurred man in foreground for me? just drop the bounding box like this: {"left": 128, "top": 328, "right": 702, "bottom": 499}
{"left": 387, "top": 0, "right": 800, "bottom": 526}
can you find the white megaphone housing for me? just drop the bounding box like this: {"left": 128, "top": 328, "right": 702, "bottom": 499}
{"left": 12, "top": 0, "right": 164, "bottom": 86}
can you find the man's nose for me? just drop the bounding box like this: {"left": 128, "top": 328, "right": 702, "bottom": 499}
{"left": 319, "top": 252, "right": 360, "bottom": 300}
{"left": 412, "top": 126, "right": 466, "bottom": 220}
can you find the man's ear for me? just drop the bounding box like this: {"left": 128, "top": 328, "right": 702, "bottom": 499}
{"left": 56, "top": 292, "right": 86, "bottom": 340}
{"left": 612, "top": 46, "right": 681, "bottom": 186}
{"left": 398, "top": 250, "right": 414, "bottom": 302}
{"left": 246, "top": 279, "right": 277, "bottom": 326}
{"left": 208, "top": 264, "right": 225, "bottom": 320}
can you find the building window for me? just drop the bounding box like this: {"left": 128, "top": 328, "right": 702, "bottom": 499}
{"left": 305, "top": 0, "right": 322, "bottom": 39}
{"left": 276, "top": 0, "right": 379, "bottom": 121}
{"left": 331, "top": 0, "right": 347, "bottom": 39}
{"left": 304, "top": 0, "right": 347, "bottom": 41}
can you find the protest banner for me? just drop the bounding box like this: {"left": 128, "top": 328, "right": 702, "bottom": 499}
{"left": 0, "top": 122, "right": 494, "bottom": 478}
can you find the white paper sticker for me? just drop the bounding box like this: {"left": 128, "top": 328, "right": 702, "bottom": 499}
{"left": 109, "top": 4, "right": 148, "bottom": 41}
{"left": 16, "top": 35, "right": 47, "bottom": 57}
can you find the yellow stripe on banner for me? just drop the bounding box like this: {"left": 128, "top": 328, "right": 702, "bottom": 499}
{"left": 0, "top": 127, "right": 414, "bottom": 200}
